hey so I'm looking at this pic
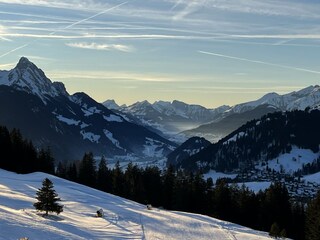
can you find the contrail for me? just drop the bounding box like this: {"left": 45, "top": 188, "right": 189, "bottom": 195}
{"left": 0, "top": 1, "right": 128, "bottom": 59}
{"left": 170, "top": 0, "right": 184, "bottom": 11}
{"left": 61, "top": 2, "right": 128, "bottom": 31}
{"left": 198, "top": 50, "right": 320, "bottom": 75}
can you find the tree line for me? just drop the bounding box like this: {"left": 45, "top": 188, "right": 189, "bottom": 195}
{"left": 56, "top": 153, "right": 317, "bottom": 240}
{"left": 0, "top": 126, "right": 54, "bottom": 174}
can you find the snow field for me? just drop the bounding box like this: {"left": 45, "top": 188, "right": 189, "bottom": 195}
{"left": 0, "top": 170, "right": 273, "bottom": 240}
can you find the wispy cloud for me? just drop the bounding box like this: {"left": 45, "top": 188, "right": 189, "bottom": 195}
{"left": 0, "top": 25, "right": 11, "bottom": 41}
{"left": 66, "top": 42, "right": 134, "bottom": 52}
{"left": 48, "top": 71, "right": 180, "bottom": 82}
{"left": 198, "top": 50, "right": 320, "bottom": 75}
{"left": 0, "top": 1, "right": 129, "bottom": 59}
{"left": 0, "top": 36, "right": 11, "bottom": 41}
{"left": 171, "top": 0, "right": 320, "bottom": 19}
{"left": 231, "top": 34, "right": 320, "bottom": 40}
{"left": 0, "top": 62, "right": 16, "bottom": 69}
{"left": 172, "top": 0, "right": 206, "bottom": 20}
{"left": 0, "top": 0, "right": 104, "bottom": 12}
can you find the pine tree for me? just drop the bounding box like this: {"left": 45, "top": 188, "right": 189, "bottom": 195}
{"left": 33, "top": 178, "right": 63, "bottom": 216}
{"left": 306, "top": 192, "right": 320, "bottom": 240}
{"left": 66, "top": 162, "right": 78, "bottom": 182}
{"left": 38, "top": 147, "right": 55, "bottom": 174}
{"left": 269, "top": 222, "right": 280, "bottom": 238}
{"left": 78, "top": 152, "right": 96, "bottom": 187}
{"left": 97, "top": 156, "right": 110, "bottom": 192}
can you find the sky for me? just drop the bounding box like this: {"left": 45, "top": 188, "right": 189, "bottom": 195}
{"left": 0, "top": 0, "right": 319, "bottom": 108}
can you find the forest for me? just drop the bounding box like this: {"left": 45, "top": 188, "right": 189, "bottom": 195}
{"left": 0, "top": 125, "right": 319, "bottom": 239}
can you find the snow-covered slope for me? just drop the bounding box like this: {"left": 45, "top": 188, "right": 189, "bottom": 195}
{"left": 0, "top": 169, "right": 273, "bottom": 240}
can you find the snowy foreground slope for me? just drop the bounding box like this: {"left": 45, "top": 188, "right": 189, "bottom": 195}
{"left": 0, "top": 170, "right": 273, "bottom": 240}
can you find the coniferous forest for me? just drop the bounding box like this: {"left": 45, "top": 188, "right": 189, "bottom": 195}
{"left": 0, "top": 126, "right": 55, "bottom": 174}
{"left": 55, "top": 155, "right": 308, "bottom": 240}
{"left": 1, "top": 125, "right": 320, "bottom": 239}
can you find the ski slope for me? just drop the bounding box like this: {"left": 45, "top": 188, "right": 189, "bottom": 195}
{"left": 0, "top": 169, "right": 273, "bottom": 240}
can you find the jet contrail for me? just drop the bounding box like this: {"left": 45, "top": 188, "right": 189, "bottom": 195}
{"left": 170, "top": 0, "right": 184, "bottom": 11}
{"left": 0, "top": 1, "right": 129, "bottom": 59}
{"left": 198, "top": 50, "right": 320, "bottom": 75}
{"left": 61, "top": 2, "right": 128, "bottom": 31}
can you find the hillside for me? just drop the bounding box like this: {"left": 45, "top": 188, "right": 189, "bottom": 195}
{"left": 180, "top": 109, "right": 320, "bottom": 173}
{"left": 166, "top": 136, "right": 211, "bottom": 167}
{"left": 0, "top": 169, "right": 273, "bottom": 240}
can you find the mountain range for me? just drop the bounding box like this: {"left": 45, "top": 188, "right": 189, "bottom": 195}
{"left": 104, "top": 85, "right": 320, "bottom": 142}
{"left": 0, "top": 57, "right": 176, "bottom": 161}
{"left": 1, "top": 57, "right": 319, "bottom": 166}
{"left": 103, "top": 99, "right": 230, "bottom": 142}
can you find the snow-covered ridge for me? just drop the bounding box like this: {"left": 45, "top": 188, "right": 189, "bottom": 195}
{"left": 230, "top": 85, "right": 320, "bottom": 113}
{"left": 0, "top": 57, "right": 68, "bottom": 104}
{"left": 0, "top": 169, "right": 273, "bottom": 240}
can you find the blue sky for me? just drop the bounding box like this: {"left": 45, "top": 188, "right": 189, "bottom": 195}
{"left": 0, "top": 0, "right": 319, "bottom": 108}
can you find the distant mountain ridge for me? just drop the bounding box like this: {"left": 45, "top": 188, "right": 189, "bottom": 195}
{"left": 184, "top": 85, "right": 320, "bottom": 141}
{"left": 228, "top": 85, "right": 320, "bottom": 114}
{"left": 0, "top": 57, "right": 176, "bottom": 161}
{"left": 104, "top": 85, "right": 320, "bottom": 143}
{"left": 103, "top": 99, "right": 230, "bottom": 142}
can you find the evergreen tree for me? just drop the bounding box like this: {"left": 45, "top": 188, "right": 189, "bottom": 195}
{"left": 38, "top": 147, "right": 55, "bottom": 174}
{"left": 78, "top": 152, "right": 96, "bottom": 187}
{"left": 56, "top": 162, "right": 67, "bottom": 179}
{"left": 66, "top": 162, "right": 78, "bottom": 182}
{"left": 96, "top": 156, "right": 110, "bottom": 192}
{"left": 162, "top": 165, "right": 175, "bottom": 209}
{"left": 0, "top": 126, "right": 11, "bottom": 170}
{"left": 306, "top": 192, "right": 320, "bottom": 240}
{"left": 269, "top": 222, "right": 280, "bottom": 238}
{"left": 264, "top": 183, "right": 291, "bottom": 233}
{"left": 111, "top": 161, "right": 124, "bottom": 196}
{"left": 143, "top": 166, "right": 162, "bottom": 207}
{"left": 33, "top": 178, "right": 63, "bottom": 216}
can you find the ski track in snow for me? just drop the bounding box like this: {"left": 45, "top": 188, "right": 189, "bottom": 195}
{"left": 0, "top": 170, "right": 273, "bottom": 240}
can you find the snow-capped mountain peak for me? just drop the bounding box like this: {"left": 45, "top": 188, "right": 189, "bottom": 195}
{"left": 102, "top": 99, "right": 120, "bottom": 110}
{"left": 230, "top": 85, "right": 320, "bottom": 113}
{"left": 0, "top": 57, "right": 68, "bottom": 103}
{"left": 15, "top": 56, "right": 35, "bottom": 70}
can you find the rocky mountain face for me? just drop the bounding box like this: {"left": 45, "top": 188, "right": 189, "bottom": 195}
{"left": 0, "top": 57, "right": 176, "bottom": 161}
